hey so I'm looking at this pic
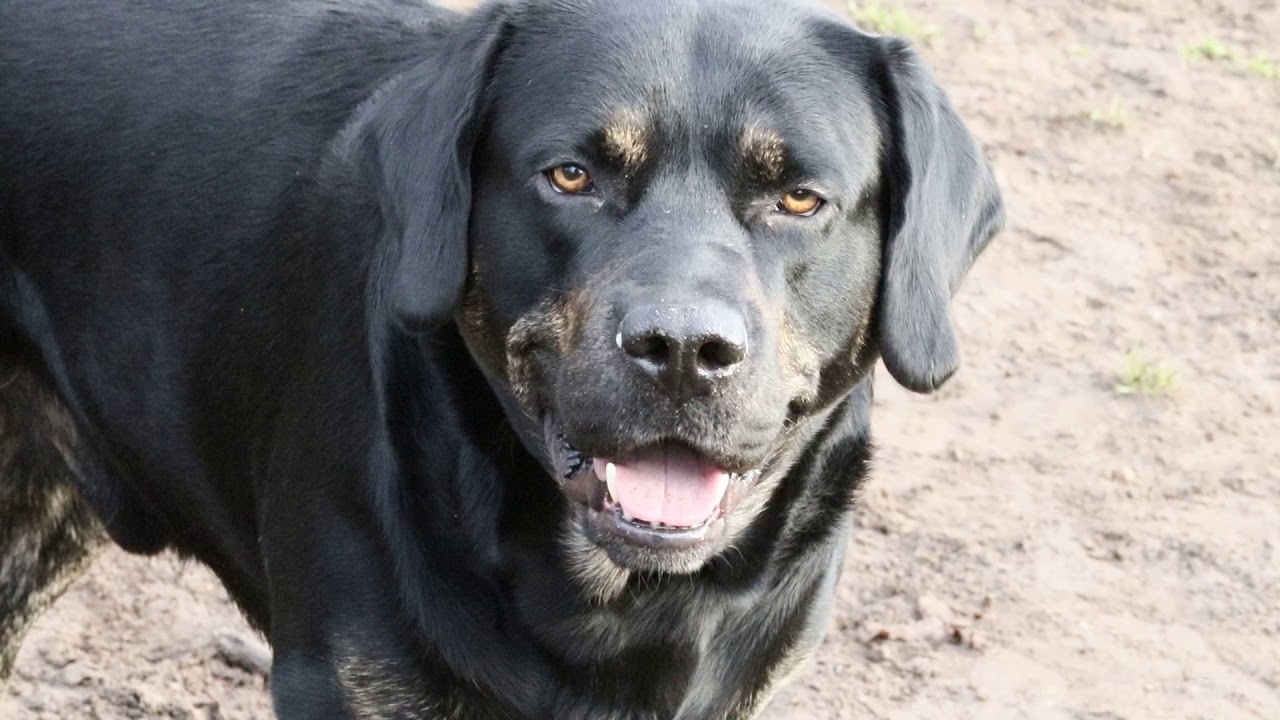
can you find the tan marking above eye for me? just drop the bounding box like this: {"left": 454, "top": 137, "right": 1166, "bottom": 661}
{"left": 601, "top": 111, "right": 649, "bottom": 170}
{"left": 778, "top": 189, "right": 822, "bottom": 216}
{"left": 741, "top": 127, "right": 787, "bottom": 183}
{"left": 548, "top": 164, "right": 594, "bottom": 194}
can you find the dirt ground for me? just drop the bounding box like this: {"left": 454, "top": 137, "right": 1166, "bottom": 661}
{"left": 4, "top": 0, "right": 1278, "bottom": 718}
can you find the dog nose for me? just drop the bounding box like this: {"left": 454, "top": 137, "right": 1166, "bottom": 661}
{"left": 618, "top": 303, "right": 748, "bottom": 395}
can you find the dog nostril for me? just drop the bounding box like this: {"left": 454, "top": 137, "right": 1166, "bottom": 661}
{"left": 695, "top": 337, "right": 747, "bottom": 374}
{"left": 624, "top": 334, "right": 671, "bottom": 368}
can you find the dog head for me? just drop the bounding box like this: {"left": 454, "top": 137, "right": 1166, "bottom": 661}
{"left": 364, "top": 0, "right": 1003, "bottom": 580}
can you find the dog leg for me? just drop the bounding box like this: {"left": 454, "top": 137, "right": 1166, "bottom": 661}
{"left": 0, "top": 362, "right": 106, "bottom": 681}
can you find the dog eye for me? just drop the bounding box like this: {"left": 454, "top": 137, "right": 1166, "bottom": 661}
{"left": 776, "top": 189, "right": 823, "bottom": 216}
{"left": 547, "top": 164, "right": 595, "bottom": 194}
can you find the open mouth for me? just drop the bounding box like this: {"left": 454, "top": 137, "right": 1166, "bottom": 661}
{"left": 546, "top": 416, "right": 756, "bottom": 550}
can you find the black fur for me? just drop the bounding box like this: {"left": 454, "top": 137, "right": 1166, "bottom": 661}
{"left": 0, "top": 0, "right": 1002, "bottom": 717}
{"left": 872, "top": 38, "right": 1006, "bottom": 392}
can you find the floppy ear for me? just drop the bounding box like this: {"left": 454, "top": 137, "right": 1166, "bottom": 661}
{"left": 362, "top": 6, "right": 511, "bottom": 331}
{"left": 874, "top": 38, "right": 1004, "bottom": 393}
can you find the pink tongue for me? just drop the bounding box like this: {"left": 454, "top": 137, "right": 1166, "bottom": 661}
{"left": 596, "top": 446, "right": 730, "bottom": 528}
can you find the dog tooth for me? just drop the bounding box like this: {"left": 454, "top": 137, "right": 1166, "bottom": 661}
{"left": 605, "top": 461, "right": 618, "bottom": 499}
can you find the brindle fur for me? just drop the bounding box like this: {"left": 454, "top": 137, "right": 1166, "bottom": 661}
{"left": 0, "top": 359, "right": 105, "bottom": 680}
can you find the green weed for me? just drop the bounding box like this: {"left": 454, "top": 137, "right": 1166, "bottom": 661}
{"left": 1181, "top": 39, "right": 1278, "bottom": 80}
{"left": 1180, "top": 38, "right": 1234, "bottom": 62}
{"left": 848, "top": 3, "right": 939, "bottom": 45}
{"left": 1115, "top": 348, "right": 1178, "bottom": 397}
{"left": 1244, "top": 53, "right": 1279, "bottom": 79}
{"left": 1083, "top": 97, "right": 1133, "bottom": 131}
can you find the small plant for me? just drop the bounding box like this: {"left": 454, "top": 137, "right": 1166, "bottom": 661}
{"left": 1115, "top": 348, "right": 1178, "bottom": 397}
{"left": 1181, "top": 39, "right": 1278, "bottom": 80}
{"left": 1181, "top": 38, "right": 1234, "bottom": 62}
{"left": 849, "top": 3, "right": 939, "bottom": 45}
{"left": 1083, "top": 97, "right": 1133, "bottom": 131}
{"left": 1244, "top": 53, "right": 1279, "bottom": 79}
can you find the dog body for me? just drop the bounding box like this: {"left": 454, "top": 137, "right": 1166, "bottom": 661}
{"left": 0, "top": 1, "right": 1002, "bottom": 717}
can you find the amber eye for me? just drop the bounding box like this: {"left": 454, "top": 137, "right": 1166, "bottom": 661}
{"left": 547, "top": 163, "right": 595, "bottom": 194}
{"left": 777, "top": 189, "right": 823, "bottom": 216}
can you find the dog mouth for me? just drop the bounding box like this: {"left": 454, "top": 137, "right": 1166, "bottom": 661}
{"left": 545, "top": 416, "right": 756, "bottom": 550}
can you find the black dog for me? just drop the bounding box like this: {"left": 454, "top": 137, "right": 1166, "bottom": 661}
{"left": 0, "top": 0, "right": 1003, "bottom": 716}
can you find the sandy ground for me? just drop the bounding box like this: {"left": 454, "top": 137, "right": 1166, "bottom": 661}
{"left": 4, "top": 0, "right": 1278, "bottom": 718}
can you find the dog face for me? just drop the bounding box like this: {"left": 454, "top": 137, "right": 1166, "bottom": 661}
{"left": 367, "top": 0, "right": 1002, "bottom": 578}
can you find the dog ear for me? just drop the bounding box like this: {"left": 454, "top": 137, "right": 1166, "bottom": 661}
{"left": 873, "top": 38, "right": 1004, "bottom": 393}
{"left": 362, "top": 6, "right": 512, "bottom": 332}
